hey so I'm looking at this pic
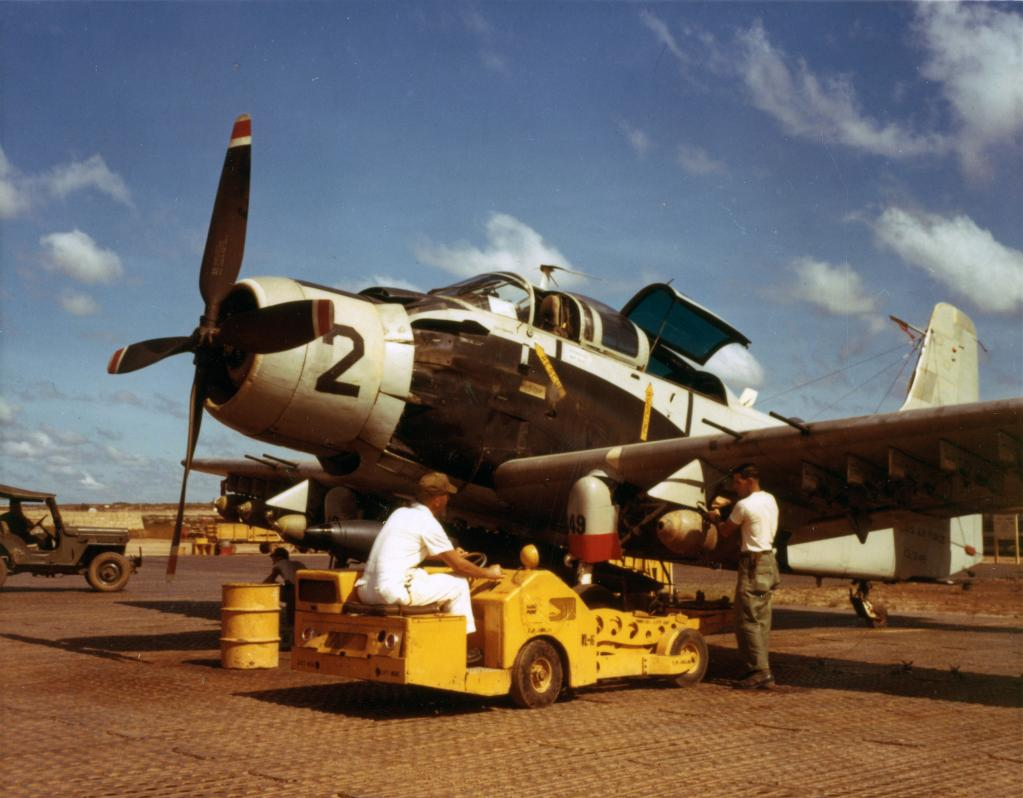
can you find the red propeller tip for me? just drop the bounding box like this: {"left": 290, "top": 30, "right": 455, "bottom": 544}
{"left": 230, "top": 115, "right": 252, "bottom": 148}
{"left": 315, "top": 299, "right": 334, "bottom": 338}
{"left": 107, "top": 348, "right": 125, "bottom": 374}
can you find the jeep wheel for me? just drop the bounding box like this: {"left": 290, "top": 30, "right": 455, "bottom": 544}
{"left": 86, "top": 552, "right": 131, "bottom": 592}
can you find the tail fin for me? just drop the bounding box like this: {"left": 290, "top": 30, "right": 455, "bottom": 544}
{"left": 900, "top": 303, "right": 978, "bottom": 411}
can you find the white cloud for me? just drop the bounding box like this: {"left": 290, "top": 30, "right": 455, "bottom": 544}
{"left": 786, "top": 257, "right": 880, "bottom": 319}
{"left": 106, "top": 390, "right": 145, "bottom": 408}
{"left": 0, "top": 146, "right": 32, "bottom": 218}
{"left": 79, "top": 472, "right": 105, "bottom": 490}
{"left": 41, "top": 154, "right": 133, "bottom": 206}
{"left": 915, "top": 3, "right": 1023, "bottom": 181}
{"left": 414, "top": 213, "right": 576, "bottom": 283}
{"left": 2, "top": 440, "right": 38, "bottom": 458}
{"left": 104, "top": 445, "right": 148, "bottom": 466}
{"left": 872, "top": 207, "right": 1023, "bottom": 314}
{"left": 0, "top": 397, "right": 18, "bottom": 425}
{"left": 705, "top": 344, "right": 764, "bottom": 388}
{"left": 737, "top": 21, "right": 948, "bottom": 159}
{"left": 618, "top": 119, "right": 651, "bottom": 158}
{"left": 462, "top": 8, "right": 508, "bottom": 73}
{"left": 639, "top": 10, "right": 685, "bottom": 63}
{"left": 675, "top": 142, "right": 726, "bottom": 176}
{"left": 0, "top": 149, "right": 132, "bottom": 216}
{"left": 59, "top": 291, "right": 100, "bottom": 316}
{"left": 40, "top": 229, "right": 124, "bottom": 284}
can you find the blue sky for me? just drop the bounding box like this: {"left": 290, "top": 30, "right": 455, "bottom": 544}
{"left": 1, "top": 2, "right": 1021, "bottom": 503}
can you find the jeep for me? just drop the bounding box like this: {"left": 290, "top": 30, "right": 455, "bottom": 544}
{"left": 0, "top": 484, "right": 141, "bottom": 591}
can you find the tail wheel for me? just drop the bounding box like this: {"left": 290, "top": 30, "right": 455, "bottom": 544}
{"left": 663, "top": 628, "right": 708, "bottom": 687}
{"left": 510, "top": 639, "right": 564, "bottom": 709}
{"left": 86, "top": 552, "right": 131, "bottom": 592}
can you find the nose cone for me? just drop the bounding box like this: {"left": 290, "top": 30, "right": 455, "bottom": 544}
{"left": 207, "top": 278, "right": 414, "bottom": 456}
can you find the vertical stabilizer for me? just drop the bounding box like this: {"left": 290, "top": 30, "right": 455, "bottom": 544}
{"left": 900, "top": 303, "right": 978, "bottom": 410}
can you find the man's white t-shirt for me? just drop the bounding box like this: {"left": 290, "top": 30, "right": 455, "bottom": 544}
{"left": 358, "top": 503, "right": 454, "bottom": 604}
{"left": 728, "top": 491, "right": 779, "bottom": 553}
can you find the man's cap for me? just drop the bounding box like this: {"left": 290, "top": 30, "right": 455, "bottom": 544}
{"left": 417, "top": 472, "right": 458, "bottom": 496}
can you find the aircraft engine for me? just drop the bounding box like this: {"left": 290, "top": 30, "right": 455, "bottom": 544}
{"left": 205, "top": 277, "right": 414, "bottom": 459}
{"left": 656, "top": 509, "right": 716, "bottom": 558}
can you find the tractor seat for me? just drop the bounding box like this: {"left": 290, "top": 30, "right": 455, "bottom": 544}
{"left": 342, "top": 600, "right": 444, "bottom": 617}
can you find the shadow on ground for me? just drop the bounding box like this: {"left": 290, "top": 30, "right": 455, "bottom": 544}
{"left": 772, "top": 606, "right": 1023, "bottom": 636}
{"left": 1, "top": 629, "right": 220, "bottom": 660}
{"left": 705, "top": 643, "right": 1023, "bottom": 709}
{"left": 120, "top": 600, "right": 223, "bottom": 621}
{"left": 239, "top": 680, "right": 496, "bottom": 719}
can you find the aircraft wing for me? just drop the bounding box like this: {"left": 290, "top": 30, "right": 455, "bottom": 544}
{"left": 493, "top": 397, "right": 1023, "bottom": 525}
{"left": 191, "top": 457, "right": 332, "bottom": 485}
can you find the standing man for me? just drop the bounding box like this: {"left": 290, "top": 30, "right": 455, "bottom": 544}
{"left": 264, "top": 547, "right": 307, "bottom": 647}
{"left": 707, "top": 464, "right": 780, "bottom": 690}
{"left": 356, "top": 472, "right": 501, "bottom": 656}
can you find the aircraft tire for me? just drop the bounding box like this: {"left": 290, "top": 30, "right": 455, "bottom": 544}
{"left": 86, "top": 551, "right": 131, "bottom": 592}
{"left": 666, "top": 628, "right": 708, "bottom": 687}
{"left": 510, "top": 639, "right": 563, "bottom": 709}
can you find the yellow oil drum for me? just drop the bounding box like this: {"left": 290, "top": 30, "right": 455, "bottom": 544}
{"left": 220, "top": 583, "right": 280, "bottom": 669}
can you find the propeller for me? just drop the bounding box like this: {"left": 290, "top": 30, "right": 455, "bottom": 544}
{"left": 107, "top": 115, "right": 334, "bottom": 577}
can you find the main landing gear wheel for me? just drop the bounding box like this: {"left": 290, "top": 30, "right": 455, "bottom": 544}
{"left": 510, "top": 639, "right": 564, "bottom": 709}
{"left": 660, "top": 628, "right": 709, "bottom": 687}
{"left": 850, "top": 580, "right": 888, "bottom": 628}
{"left": 86, "top": 552, "right": 132, "bottom": 592}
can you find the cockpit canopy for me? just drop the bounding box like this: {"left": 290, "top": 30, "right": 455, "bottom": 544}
{"left": 429, "top": 273, "right": 534, "bottom": 323}
{"left": 622, "top": 283, "right": 750, "bottom": 365}
{"left": 422, "top": 272, "right": 749, "bottom": 402}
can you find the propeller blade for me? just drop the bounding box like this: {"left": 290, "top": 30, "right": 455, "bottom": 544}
{"left": 166, "top": 368, "right": 208, "bottom": 578}
{"left": 199, "top": 114, "right": 251, "bottom": 321}
{"left": 107, "top": 336, "right": 194, "bottom": 374}
{"left": 216, "top": 299, "right": 334, "bottom": 353}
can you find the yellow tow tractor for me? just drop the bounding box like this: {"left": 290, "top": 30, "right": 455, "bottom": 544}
{"left": 292, "top": 548, "right": 719, "bottom": 708}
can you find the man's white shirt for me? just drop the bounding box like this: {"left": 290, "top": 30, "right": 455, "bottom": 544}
{"left": 357, "top": 503, "right": 453, "bottom": 604}
{"left": 728, "top": 491, "right": 779, "bottom": 553}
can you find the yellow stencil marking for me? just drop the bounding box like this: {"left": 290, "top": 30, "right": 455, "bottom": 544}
{"left": 640, "top": 383, "right": 653, "bottom": 441}
{"left": 534, "top": 343, "right": 567, "bottom": 402}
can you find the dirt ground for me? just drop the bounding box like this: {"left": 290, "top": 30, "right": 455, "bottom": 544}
{"left": 674, "top": 561, "right": 1023, "bottom": 620}
{"left": 1, "top": 554, "right": 1021, "bottom": 798}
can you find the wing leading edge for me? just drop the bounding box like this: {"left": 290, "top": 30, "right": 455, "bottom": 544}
{"left": 493, "top": 397, "right": 1023, "bottom": 526}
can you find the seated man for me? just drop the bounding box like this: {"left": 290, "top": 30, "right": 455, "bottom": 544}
{"left": 355, "top": 472, "right": 501, "bottom": 639}
{"left": 0, "top": 500, "right": 33, "bottom": 544}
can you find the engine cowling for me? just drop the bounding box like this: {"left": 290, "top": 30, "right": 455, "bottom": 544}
{"left": 206, "top": 277, "right": 414, "bottom": 458}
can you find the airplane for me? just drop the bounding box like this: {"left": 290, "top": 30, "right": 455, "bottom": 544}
{"left": 109, "top": 115, "right": 1023, "bottom": 624}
